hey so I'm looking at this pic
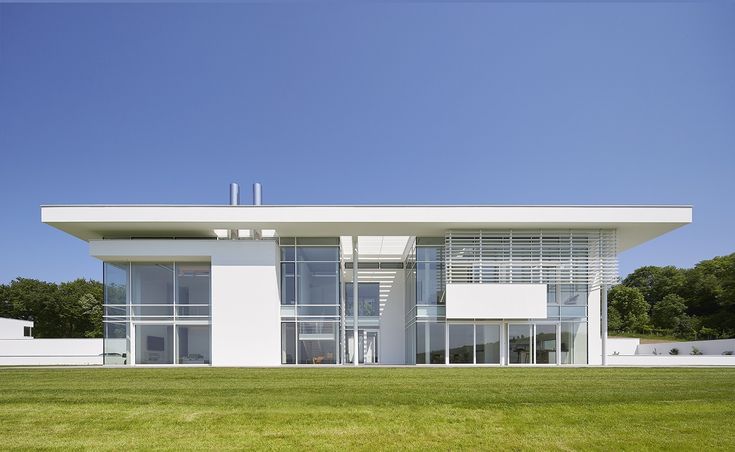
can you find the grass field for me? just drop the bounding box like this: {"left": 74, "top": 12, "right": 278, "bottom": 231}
{"left": 1, "top": 367, "right": 734, "bottom": 450}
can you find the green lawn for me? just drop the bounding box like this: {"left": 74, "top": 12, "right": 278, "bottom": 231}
{"left": 1, "top": 367, "right": 734, "bottom": 450}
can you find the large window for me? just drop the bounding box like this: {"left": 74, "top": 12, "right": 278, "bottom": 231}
{"left": 104, "top": 262, "right": 128, "bottom": 317}
{"left": 132, "top": 263, "right": 174, "bottom": 317}
{"left": 508, "top": 324, "right": 532, "bottom": 364}
{"left": 177, "top": 325, "right": 211, "bottom": 365}
{"left": 103, "top": 322, "right": 128, "bottom": 365}
{"left": 281, "top": 322, "right": 296, "bottom": 364}
{"left": 416, "top": 321, "right": 445, "bottom": 364}
{"left": 535, "top": 324, "right": 557, "bottom": 364}
{"left": 176, "top": 263, "right": 211, "bottom": 317}
{"left": 345, "top": 282, "right": 380, "bottom": 317}
{"left": 298, "top": 321, "right": 338, "bottom": 364}
{"left": 561, "top": 322, "right": 587, "bottom": 364}
{"left": 416, "top": 238, "right": 444, "bottom": 305}
{"left": 135, "top": 325, "right": 174, "bottom": 365}
{"left": 103, "top": 261, "right": 211, "bottom": 366}
{"left": 280, "top": 239, "right": 341, "bottom": 365}
{"left": 476, "top": 324, "right": 500, "bottom": 364}
{"left": 297, "top": 262, "right": 339, "bottom": 305}
{"left": 448, "top": 324, "right": 473, "bottom": 364}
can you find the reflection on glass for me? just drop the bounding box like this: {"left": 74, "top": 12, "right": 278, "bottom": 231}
{"left": 176, "top": 263, "right": 210, "bottom": 306}
{"left": 104, "top": 262, "right": 128, "bottom": 305}
{"left": 177, "top": 325, "right": 210, "bottom": 364}
{"left": 416, "top": 246, "right": 442, "bottom": 262}
{"left": 280, "top": 246, "right": 295, "bottom": 261}
{"left": 417, "top": 262, "right": 444, "bottom": 305}
{"left": 298, "top": 322, "right": 337, "bottom": 364}
{"left": 281, "top": 263, "right": 295, "bottom": 305}
{"left": 508, "top": 324, "right": 531, "bottom": 364}
{"left": 345, "top": 282, "right": 380, "bottom": 317}
{"left": 535, "top": 324, "right": 557, "bottom": 364}
{"left": 281, "top": 322, "right": 296, "bottom": 364}
{"left": 560, "top": 284, "right": 588, "bottom": 306}
{"left": 296, "top": 247, "right": 339, "bottom": 262}
{"left": 561, "top": 322, "right": 587, "bottom": 364}
{"left": 131, "top": 263, "right": 173, "bottom": 305}
{"left": 297, "top": 262, "right": 339, "bottom": 305}
{"left": 103, "top": 322, "right": 128, "bottom": 365}
{"left": 135, "top": 325, "right": 173, "bottom": 364}
{"left": 416, "top": 322, "right": 445, "bottom": 364}
{"left": 448, "top": 324, "right": 473, "bottom": 364}
{"left": 476, "top": 325, "right": 500, "bottom": 364}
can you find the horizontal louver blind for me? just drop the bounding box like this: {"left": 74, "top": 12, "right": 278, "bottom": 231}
{"left": 445, "top": 230, "right": 617, "bottom": 288}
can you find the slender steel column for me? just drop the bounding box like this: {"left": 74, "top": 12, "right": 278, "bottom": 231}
{"left": 352, "top": 236, "right": 359, "bottom": 366}
{"left": 601, "top": 284, "right": 608, "bottom": 366}
{"left": 340, "top": 254, "right": 346, "bottom": 365}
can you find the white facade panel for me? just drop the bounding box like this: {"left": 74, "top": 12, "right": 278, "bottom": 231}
{"left": 587, "top": 288, "right": 602, "bottom": 365}
{"left": 377, "top": 270, "right": 405, "bottom": 365}
{"left": 210, "top": 241, "right": 280, "bottom": 366}
{"left": 445, "top": 283, "right": 547, "bottom": 319}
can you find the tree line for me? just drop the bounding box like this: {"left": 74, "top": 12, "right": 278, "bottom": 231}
{"left": 608, "top": 252, "right": 735, "bottom": 340}
{"left": 0, "top": 278, "right": 102, "bottom": 338}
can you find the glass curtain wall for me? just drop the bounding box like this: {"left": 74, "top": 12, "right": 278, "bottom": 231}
{"left": 103, "top": 263, "right": 129, "bottom": 365}
{"left": 410, "top": 238, "right": 447, "bottom": 365}
{"left": 280, "top": 238, "right": 340, "bottom": 365}
{"left": 103, "top": 261, "right": 211, "bottom": 366}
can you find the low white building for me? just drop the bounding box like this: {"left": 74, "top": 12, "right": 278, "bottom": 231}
{"left": 41, "top": 184, "right": 694, "bottom": 367}
{"left": 0, "top": 317, "right": 34, "bottom": 339}
{"left": 0, "top": 317, "right": 103, "bottom": 366}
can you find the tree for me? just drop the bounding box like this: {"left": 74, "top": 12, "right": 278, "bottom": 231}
{"left": 683, "top": 253, "right": 735, "bottom": 331}
{"left": 608, "top": 285, "right": 650, "bottom": 333}
{"left": 651, "top": 293, "right": 688, "bottom": 330}
{"left": 2, "top": 277, "right": 103, "bottom": 338}
{"left": 623, "top": 266, "right": 686, "bottom": 309}
{"left": 607, "top": 303, "right": 623, "bottom": 332}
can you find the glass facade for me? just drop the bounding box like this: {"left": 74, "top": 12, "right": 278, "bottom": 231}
{"left": 416, "top": 321, "right": 445, "bottom": 364}
{"left": 279, "top": 238, "right": 341, "bottom": 365}
{"left": 103, "top": 261, "right": 211, "bottom": 366}
{"left": 448, "top": 324, "right": 473, "bottom": 364}
{"left": 475, "top": 324, "right": 501, "bottom": 364}
{"left": 345, "top": 282, "right": 380, "bottom": 317}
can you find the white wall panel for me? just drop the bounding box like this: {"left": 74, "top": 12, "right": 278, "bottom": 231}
{"left": 446, "top": 283, "right": 547, "bottom": 319}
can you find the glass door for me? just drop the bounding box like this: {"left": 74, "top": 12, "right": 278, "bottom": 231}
{"left": 346, "top": 329, "right": 379, "bottom": 364}
{"left": 508, "top": 324, "right": 532, "bottom": 364}
{"left": 507, "top": 323, "right": 559, "bottom": 365}
{"left": 534, "top": 324, "right": 558, "bottom": 364}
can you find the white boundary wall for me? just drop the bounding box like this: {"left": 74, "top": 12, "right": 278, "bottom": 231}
{"left": 608, "top": 355, "right": 735, "bottom": 366}
{"left": 0, "top": 339, "right": 102, "bottom": 365}
{"left": 607, "top": 337, "right": 641, "bottom": 355}
{"left": 635, "top": 338, "right": 735, "bottom": 356}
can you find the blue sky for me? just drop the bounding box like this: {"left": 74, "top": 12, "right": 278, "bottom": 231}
{"left": 1, "top": 3, "right": 734, "bottom": 283}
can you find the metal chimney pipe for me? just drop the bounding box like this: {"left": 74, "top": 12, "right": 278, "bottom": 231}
{"left": 229, "top": 183, "right": 240, "bottom": 206}
{"left": 253, "top": 182, "right": 262, "bottom": 206}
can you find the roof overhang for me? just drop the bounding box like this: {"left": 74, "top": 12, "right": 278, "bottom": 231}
{"left": 41, "top": 205, "right": 692, "bottom": 252}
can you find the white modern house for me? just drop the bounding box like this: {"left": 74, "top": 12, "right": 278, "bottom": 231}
{"left": 41, "top": 184, "right": 692, "bottom": 367}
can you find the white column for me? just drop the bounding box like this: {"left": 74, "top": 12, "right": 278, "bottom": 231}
{"left": 352, "top": 236, "right": 359, "bottom": 366}
{"left": 601, "top": 284, "right": 608, "bottom": 366}
{"left": 340, "top": 258, "right": 346, "bottom": 365}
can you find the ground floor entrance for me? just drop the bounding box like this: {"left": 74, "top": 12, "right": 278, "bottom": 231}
{"left": 346, "top": 329, "right": 379, "bottom": 364}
